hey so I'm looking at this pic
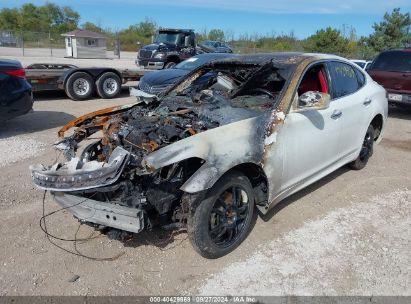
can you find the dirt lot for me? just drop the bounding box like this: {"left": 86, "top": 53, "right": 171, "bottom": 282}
{"left": 0, "top": 87, "right": 410, "bottom": 295}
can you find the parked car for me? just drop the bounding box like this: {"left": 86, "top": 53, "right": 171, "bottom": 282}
{"left": 31, "top": 53, "right": 387, "bottom": 258}
{"left": 367, "top": 48, "right": 411, "bottom": 107}
{"left": 350, "top": 59, "right": 372, "bottom": 70}
{"left": 0, "top": 59, "right": 33, "bottom": 122}
{"left": 137, "top": 53, "right": 235, "bottom": 95}
{"left": 199, "top": 40, "right": 233, "bottom": 53}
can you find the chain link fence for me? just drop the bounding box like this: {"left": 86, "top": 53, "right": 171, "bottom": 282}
{"left": 0, "top": 30, "right": 129, "bottom": 58}
{"left": 0, "top": 30, "right": 67, "bottom": 56}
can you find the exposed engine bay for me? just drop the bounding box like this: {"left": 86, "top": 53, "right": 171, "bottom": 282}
{"left": 31, "top": 58, "right": 293, "bottom": 234}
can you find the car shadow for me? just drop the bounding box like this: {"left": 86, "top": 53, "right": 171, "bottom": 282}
{"left": 0, "top": 110, "right": 76, "bottom": 139}
{"left": 260, "top": 166, "right": 351, "bottom": 222}
{"left": 33, "top": 90, "right": 68, "bottom": 101}
{"left": 388, "top": 106, "right": 411, "bottom": 120}
{"left": 122, "top": 227, "right": 188, "bottom": 250}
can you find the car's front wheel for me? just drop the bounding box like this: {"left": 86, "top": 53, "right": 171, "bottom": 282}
{"left": 349, "top": 124, "right": 375, "bottom": 170}
{"left": 187, "top": 171, "right": 255, "bottom": 259}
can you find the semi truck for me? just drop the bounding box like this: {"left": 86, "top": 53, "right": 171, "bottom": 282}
{"left": 136, "top": 28, "right": 232, "bottom": 70}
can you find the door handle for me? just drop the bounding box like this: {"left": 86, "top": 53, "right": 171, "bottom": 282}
{"left": 331, "top": 110, "right": 342, "bottom": 119}
{"left": 363, "top": 98, "right": 372, "bottom": 105}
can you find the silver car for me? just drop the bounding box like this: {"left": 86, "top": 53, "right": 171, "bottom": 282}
{"left": 31, "top": 53, "right": 388, "bottom": 258}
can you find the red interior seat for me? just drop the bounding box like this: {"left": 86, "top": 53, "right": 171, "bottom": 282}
{"left": 318, "top": 70, "right": 328, "bottom": 93}
{"left": 298, "top": 69, "right": 328, "bottom": 95}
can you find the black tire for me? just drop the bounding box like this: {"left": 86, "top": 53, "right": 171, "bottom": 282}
{"left": 96, "top": 72, "right": 122, "bottom": 99}
{"left": 65, "top": 72, "right": 94, "bottom": 101}
{"left": 187, "top": 171, "right": 255, "bottom": 259}
{"left": 349, "top": 125, "right": 375, "bottom": 170}
{"left": 164, "top": 61, "right": 177, "bottom": 69}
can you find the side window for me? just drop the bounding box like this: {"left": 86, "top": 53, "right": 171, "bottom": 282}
{"left": 328, "top": 61, "right": 360, "bottom": 99}
{"left": 87, "top": 39, "right": 96, "bottom": 47}
{"left": 297, "top": 64, "right": 329, "bottom": 96}
{"left": 355, "top": 68, "right": 366, "bottom": 87}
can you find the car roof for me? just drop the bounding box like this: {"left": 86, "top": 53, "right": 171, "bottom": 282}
{"left": 382, "top": 48, "right": 411, "bottom": 52}
{"left": 208, "top": 52, "right": 344, "bottom": 66}
{"left": 0, "top": 58, "right": 22, "bottom": 69}
{"left": 192, "top": 53, "right": 235, "bottom": 59}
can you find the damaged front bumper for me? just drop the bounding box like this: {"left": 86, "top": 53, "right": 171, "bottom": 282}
{"left": 53, "top": 192, "right": 145, "bottom": 233}
{"left": 30, "top": 147, "right": 130, "bottom": 192}
{"left": 31, "top": 146, "right": 146, "bottom": 233}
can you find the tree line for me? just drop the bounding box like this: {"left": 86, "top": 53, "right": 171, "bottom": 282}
{"left": 0, "top": 3, "right": 410, "bottom": 59}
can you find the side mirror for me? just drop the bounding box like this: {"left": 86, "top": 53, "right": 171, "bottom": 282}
{"left": 298, "top": 91, "right": 330, "bottom": 111}
{"left": 184, "top": 36, "right": 190, "bottom": 47}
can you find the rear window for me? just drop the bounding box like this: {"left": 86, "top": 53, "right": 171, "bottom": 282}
{"left": 353, "top": 61, "right": 366, "bottom": 68}
{"left": 371, "top": 51, "right": 411, "bottom": 72}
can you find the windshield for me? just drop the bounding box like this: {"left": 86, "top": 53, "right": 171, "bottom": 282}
{"left": 203, "top": 41, "right": 218, "bottom": 47}
{"left": 165, "top": 61, "right": 293, "bottom": 112}
{"left": 372, "top": 51, "right": 411, "bottom": 72}
{"left": 154, "top": 32, "right": 180, "bottom": 45}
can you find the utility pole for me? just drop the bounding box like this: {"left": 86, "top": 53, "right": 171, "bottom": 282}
{"left": 21, "top": 30, "right": 24, "bottom": 56}
{"left": 49, "top": 32, "right": 53, "bottom": 57}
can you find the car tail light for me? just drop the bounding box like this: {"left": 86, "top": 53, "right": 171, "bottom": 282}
{"left": 0, "top": 68, "right": 26, "bottom": 78}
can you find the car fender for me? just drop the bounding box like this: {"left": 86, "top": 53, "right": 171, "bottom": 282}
{"left": 367, "top": 79, "right": 388, "bottom": 144}
{"left": 143, "top": 115, "right": 270, "bottom": 193}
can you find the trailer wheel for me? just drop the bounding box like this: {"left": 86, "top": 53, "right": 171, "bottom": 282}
{"left": 65, "top": 72, "right": 94, "bottom": 101}
{"left": 96, "top": 72, "right": 122, "bottom": 99}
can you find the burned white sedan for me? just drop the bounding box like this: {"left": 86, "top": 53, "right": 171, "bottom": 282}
{"left": 31, "top": 53, "right": 388, "bottom": 258}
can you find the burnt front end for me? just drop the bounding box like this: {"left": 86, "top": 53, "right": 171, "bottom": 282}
{"left": 30, "top": 100, "right": 214, "bottom": 234}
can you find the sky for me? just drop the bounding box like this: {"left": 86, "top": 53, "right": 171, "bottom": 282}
{"left": 1, "top": 0, "right": 410, "bottom": 39}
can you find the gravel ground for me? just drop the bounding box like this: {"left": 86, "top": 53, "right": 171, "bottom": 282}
{"left": 199, "top": 190, "right": 411, "bottom": 296}
{"left": 0, "top": 136, "right": 45, "bottom": 168}
{"left": 0, "top": 84, "right": 410, "bottom": 296}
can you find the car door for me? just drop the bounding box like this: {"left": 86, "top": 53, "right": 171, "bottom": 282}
{"left": 279, "top": 62, "right": 343, "bottom": 193}
{"left": 327, "top": 61, "right": 369, "bottom": 158}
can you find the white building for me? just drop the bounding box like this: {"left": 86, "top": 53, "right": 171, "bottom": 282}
{"left": 62, "top": 29, "right": 107, "bottom": 59}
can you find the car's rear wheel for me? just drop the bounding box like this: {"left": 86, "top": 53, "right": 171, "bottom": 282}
{"left": 96, "top": 72, "right": 121, "bottom": 99}
{"left": 65, "top": 72, "right": 94, "bottom": 101}
{"left": 187, "top": 171, "right": 255, "bottom": 259}
{"left": 349, "top": 125, "right": 375, "bottom": 170}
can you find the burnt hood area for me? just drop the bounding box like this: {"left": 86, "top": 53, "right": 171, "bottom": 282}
{"left": 97, "top": 90, "right": 265, "bottom": 170}
{"left": 64, "top": 59, "right": 290, "bottom": 168}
